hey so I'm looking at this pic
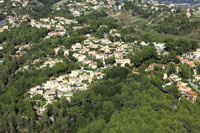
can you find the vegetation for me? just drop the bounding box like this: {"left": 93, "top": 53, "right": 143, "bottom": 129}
{"left": 130, "top": 45, "right": 158, "bottom": 67}
{"left": 156, "top": 14, "right": 200, "bottom": 35}
{"left": 0, "top": 22, "right": 48, "bottom": 45}
{"left": 0, "top": 0, "right": 200, "bottom": 132}
{"left": 1, "top": 67, "right": 200, "bottom": 132}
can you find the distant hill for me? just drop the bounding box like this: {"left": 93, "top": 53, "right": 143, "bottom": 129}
{"left": 37, "top": 0, "right": 61, "bottom": 6}
{"left": 153, "top": 0, "right": 200, "bottom": 4}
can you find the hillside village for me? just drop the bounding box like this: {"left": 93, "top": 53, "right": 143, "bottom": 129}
{"left": 3, "top": 0, "right": 200, "bottom": 132}
{"left": 1, "top": 0, "right": 200, "bottom": 113}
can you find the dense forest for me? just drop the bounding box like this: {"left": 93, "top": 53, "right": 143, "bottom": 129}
{"left": 1, "top": 66, "right": 200, "bottom": 132}
{"left": 156, "top": 14, "right": 200, "bottom": 35}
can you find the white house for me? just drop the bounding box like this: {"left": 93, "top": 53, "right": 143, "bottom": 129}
{"left": 88, "top": 62, "right": 97, "bottom": 69}
{"left": 29, "top": 86, "right": 43, "bottom": 97}
{"left": 115, "top": 58, "right": 131, "bottom": 67}
{"left": 114, "top": 51, "right": 123, "bottom": 58}
{"left": 101, "top": 38, "right": 112, "bottom": 45}
{"left": 194, "top": 75, "right": 200, "bottom": 81}
{"left": 78, "top": 55, "right": 86, "bottom": 62}
{"left": 57, "top": 83, "right": 71, "bottom": 92}
{"left": 96, "top": 53, "right": 105, "bottom": 60}
{"left": 70, "top": 70, "right": 82, "bottom": 77}
{"left": 140, "top": 41, "right": 149, "bottom": 46}
{"left": 69, "top": 78, "right": 82, "bottom": 85}
{"left": 122, "top": 59, "right": 131, "bottom": 67}
{"left": 72, "top": 43, "right": 82, "bottom": 50}
{"left": 84, "top": 39, "right": 92, "bottom": 45}
{"left": 90, "top": 72, "right": 103, "bottom": 79}
{"left": 93, "top": 39, "right": 101, "bottom": 44}
{"left": 154, "top": 43, "right": 165, "bottom": 51}
{"left": 73, "top": 53, "right": 80, "bottom": 59}
{"left": 88, "top": 51, "right": 97, "bottom": 57}
{"left": 80, "top": 74, "right": 92, "bottom": 83}
{"left": 115, "top": 58, "right": 123, "bottom": 64}
{"left": 63, "top": 49, "right": 69, "bottom": 55}
{"left": 80, "top": 48, "right": 87, "bottom": 54}
{"left": 82, "top": 59, "right": 91, "bottom": 65}
{"left": 44, "top": 89, "right": 56, "bottom": 101}
{"left": 89, "top": 44, "right": 98, "bottom": 49}
{"left": 0, "top": 45, "right": 3, "bottom": 50}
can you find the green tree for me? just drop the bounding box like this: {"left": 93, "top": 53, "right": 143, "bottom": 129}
{"left": 180, "top": 63, "right": 192, "bottom": 79}
{"left": 58, "top": 49, "right": 64, "bottom": 58}
{"left": 105, "top": 57, "right": 115, "bottom": 65}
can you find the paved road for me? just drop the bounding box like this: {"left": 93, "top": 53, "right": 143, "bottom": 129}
{"left": 188, "top": 79, "right": 200, "bottom": 93}
{"left": 40, "top": 100, "right": 51, "bottom": 113}
{"left": 12, "top": 11, "right": 18, "bottom": 22}
{"left": 147, "top": 12, "right": 163, "bottom": 25}
{"left": 0, "top": 20, "right": 7, "bottom": 26}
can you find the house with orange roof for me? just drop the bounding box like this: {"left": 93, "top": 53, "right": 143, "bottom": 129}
{"left": 177, "top": 56, "right": 195, "bottom": 67}
{"left": 169, "top": 74, "right": 181, "bottom": 82}
{"left": 185, "top": 91, "right": 198, "bottom": 103}
{"left": 88, "top": 62, "right": 97, "bottom": 69}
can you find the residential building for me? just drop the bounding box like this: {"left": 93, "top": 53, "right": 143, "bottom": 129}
{"left": 78, "top": 55, "right": 86, "bottom": 62}
{"left": 185, "top": 91, "right": 198, "bottom": 103}
{"left": 194, "top": 75, "right": 200, "bottom": 81}
{"left": 70, "top": 70, "right": 82, "bottom": 77}
{"left": 177, "top": 56, "right": 195, "bottom": 67}
{"left": 44, "top": 89, "right": 56, "bottom": 101}
{"left": 89, "top": 62, "right": 97, "bottom": 69}
{"left": 72, "top": 43, "right": 82, "bottom": 50}
{"left": 90, "top": 72, "right": 103, "bottom": 79}
{"left": 169, "top": 74, "right": 181, "bottom": 82}
{"left": 57, "top": 83, "right": 71, "bottom": 92}
{"left": 154, "top": 43, "right": 165, "bottom": 51}
{"left": 69, "top": 78, "right": 82, "bottom": 85}
{"left": 80, "top": 74, "right": 92, "bottom": 83}
{"left": 115, "top": 58, "right": 131, "bottom": 67}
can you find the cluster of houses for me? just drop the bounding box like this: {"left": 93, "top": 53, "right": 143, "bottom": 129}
{"left": 63, "top": 0, "right": 118, "bottom": 17}
{"left": 185, "top": 48, "right": 200, "bottom": 61}
{"left": 9, "top": 0, "right": 29, "bottom": 7}
{"left": 1, "top": 0, "right": 200, "bottom": 113}
{"left": 140, "top": 41, "right": 166, "bottom": 55}
{"left": 177, "top": 81, "right": 198, "bottom": 103}
{"left": 4, "top": 15, "right": 199, "bottom": 104}
{"left": 177, "top": 56, "right": 195, "bottom": 68}
{"left": 150, "top": 49, "right": 200, "bottom": 103}
{"left": 162, "top": 73, "right": 198, "bottom": 103}
{"left": 39, "top": 58, "right": 63, "bottom": 69}
{"left": 29, "top": 69, "right": 103, "bottom": 102}
{"left": 70, "top": 33, "right": 133, "bottom": 68}
{"left": 0, "top": 15, "right": 29, "bottom": 32}
{"left": 30, "top": 17, "right": 78, "bottom": 39}
{"left": 162, "top": 58, "right": 200, "bottom": 103}
{"left": 28, "top": 26, "right": 135, "bottom": 104}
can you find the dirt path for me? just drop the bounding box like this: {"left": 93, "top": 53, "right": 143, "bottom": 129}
{"left": 52, "top": 0, "right": 69, "bottom": 8}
